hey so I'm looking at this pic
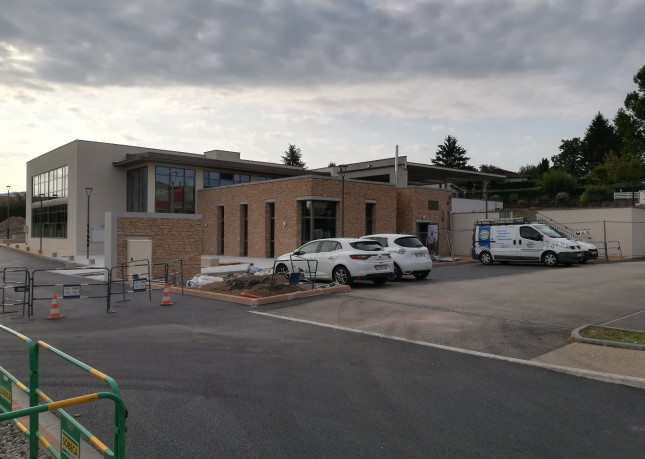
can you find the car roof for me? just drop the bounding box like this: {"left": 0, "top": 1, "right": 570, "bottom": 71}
{"left": 362, "top": 234, "right": 416, "bottom": 238}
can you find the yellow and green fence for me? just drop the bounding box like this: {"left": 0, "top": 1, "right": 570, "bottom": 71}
{"left": 0, "top": 323, "right": 127, "bottom": 458}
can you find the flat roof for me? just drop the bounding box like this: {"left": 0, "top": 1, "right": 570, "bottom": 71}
{"left": 113, "top": 151, "right": 320, "bottom": 177}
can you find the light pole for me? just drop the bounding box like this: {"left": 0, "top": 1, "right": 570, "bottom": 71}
{"left": 38, "top": 193, "right": 45, "bottom": 253}
{"left": 338, "top": 165, "right": 347, "bottom": 237}
{"left": 483, "top": 181, "right": 490, "bottom": 219}
{"left": 5, "top": 185, "right": 9, "bottom": 239}
{"left": 85, "top": 188, "right": 93, "bottom": 260}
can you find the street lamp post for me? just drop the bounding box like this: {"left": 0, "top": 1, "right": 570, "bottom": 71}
{"left": 38, "top": 194, "right": 45, "bottom": 254}
{"left": 338, "top": 165, "right": 347, "bottom": 237}
{"left": 85, "top": 188, "right": 93, "bottom": 260}
{"left": 483, "top": 181, "right": 490, "bottom": 219}
{"left": 5, "top": 185, "right": 9, "bottom": 239}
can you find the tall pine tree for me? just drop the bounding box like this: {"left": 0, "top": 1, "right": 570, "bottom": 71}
{"left": 432, "top": 135, "right": 471, "bottom": 169}
{"left": 281, "top": 144, "right": 306, "bottom": 168}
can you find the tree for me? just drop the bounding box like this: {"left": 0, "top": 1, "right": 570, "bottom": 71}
{"left": 552, "top": 138, "right": 583, "bottom": 177}
{"left": 327, "top": 161, "right": 336, "bottom": 167}
{"left": 281, "top": 144, "right": 306, "bottom": 168}
{"left": 479, "top": 164, "right": 505, "bottom": 174}
{"left": 432, "top": 135, "right": 471, "bottom": 169}
{"left": 588, "top": 152, "right": 645, "bottom": 185}
{"left": 580, "top": 112, "right": 622, "bottom": 175}
{"left": 536, "top": 169, "right": 578, "bottom": 198}
{"left": 519, "top": 158, "right": 550, "bottom": 179}
{"left": 614, "top": 65, "right": 645, "bottom": 159}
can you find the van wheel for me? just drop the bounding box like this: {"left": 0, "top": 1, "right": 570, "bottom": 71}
{"left": 388, "top": 263, "right": 403, "bottom": 281}
{"left": 542, "top": 252, "right": 559, "bottom": 267}
{"left": 479, "top": 252, "right": 493, "bottom": 265}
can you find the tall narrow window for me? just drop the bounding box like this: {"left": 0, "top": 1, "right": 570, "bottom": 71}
{"left": 127, "top": 166, "right": 147, "bottom": 212}
{"left": 365, "top": 203, "right": 375, "bottom": 235}
{"left": 267, "top": 202, "right": 275, "bottom": 258}
{"left": 241, "top": 204, "right": 248, "bottom": 256}
{"left": 217, "top": 206, "right": 225, "bottom": 255}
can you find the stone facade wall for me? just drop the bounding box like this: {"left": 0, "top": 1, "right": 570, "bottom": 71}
{"left": 116, "top": 216, "right": 202, "bottom": 278}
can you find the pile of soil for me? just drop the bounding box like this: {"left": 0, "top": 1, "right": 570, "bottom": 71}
{"left": 199, "top": 274, "right": 307, "bottom": 297}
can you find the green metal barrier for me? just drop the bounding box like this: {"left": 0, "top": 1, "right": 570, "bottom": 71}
{"left": 37, "top": 340, "right": 127, "bottom": 458}
{"left": 0, "top": 323, "right": 40, "bottom": 457}
{"left": 0, "top": 324, "right": 127, "bottom": 458}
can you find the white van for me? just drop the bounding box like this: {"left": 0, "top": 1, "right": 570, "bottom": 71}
{"left": 472, "top": 219, "right": 584, "bottom": 266}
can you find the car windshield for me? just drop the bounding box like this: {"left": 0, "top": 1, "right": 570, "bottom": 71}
{"left": 394, "top": 236, "right": 424, "bottom": 248}
{"left": 350, "top": 241, "right": 383, "bottom": 251}
{"left": 536, "top": 225, "right": 564, "bottom": 238}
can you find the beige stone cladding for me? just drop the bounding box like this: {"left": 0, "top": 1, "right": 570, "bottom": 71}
{"left": 197, "top": 176, "right": 397, "bottom": 258}
{"left": 396, "top": 188, "right": 452, "bottom": 256}
{"left": 116, "top": 217, "right": 202, "bottom": 278}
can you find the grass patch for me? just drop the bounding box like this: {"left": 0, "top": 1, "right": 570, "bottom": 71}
{"left": 579, "top": 326, "right": 645, "bottom": 345}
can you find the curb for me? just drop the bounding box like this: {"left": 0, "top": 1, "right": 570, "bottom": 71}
{"left": 169, "top": 284, "right": 351, "bottom": 307}
{"left": 571, "top": 324, "right": 645, "bottom": 351}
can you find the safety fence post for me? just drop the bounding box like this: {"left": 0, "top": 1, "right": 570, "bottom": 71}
{"left": 0, "top": 324, "right": 41, "bottom": 458}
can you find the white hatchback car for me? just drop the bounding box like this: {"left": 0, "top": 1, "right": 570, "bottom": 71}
{"left": 362, "top": 234, "right": 432, "bottom": 280}
{"left": 274, "top": 238, "right": 393, "bottom": 285}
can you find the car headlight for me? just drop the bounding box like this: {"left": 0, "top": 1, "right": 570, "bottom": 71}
{"left": 556, "top": 241, "right": 568, "bottom": 247}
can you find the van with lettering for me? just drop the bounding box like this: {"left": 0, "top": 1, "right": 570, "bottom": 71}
{"left": 472, "top": 218, "right": 584, "bottom": 266}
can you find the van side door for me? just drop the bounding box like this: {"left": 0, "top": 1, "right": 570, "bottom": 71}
{"left": 490, "top": 226, "right": 518, "bottom": 260}
{"left": 518, "top": 226, "right": 545, "bottom": 261}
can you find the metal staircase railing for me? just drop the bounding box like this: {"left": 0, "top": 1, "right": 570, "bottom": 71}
{"left": 520, "top": 209, "right": 582, "bottom": 241}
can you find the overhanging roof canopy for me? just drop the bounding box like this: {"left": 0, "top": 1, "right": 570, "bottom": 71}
{"left": 405, "top": 161, "right": 505, "bottom": 186}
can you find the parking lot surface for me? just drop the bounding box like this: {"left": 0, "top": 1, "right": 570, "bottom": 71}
{"left": 1, "top": 248, "right": 644, "bottom": 457}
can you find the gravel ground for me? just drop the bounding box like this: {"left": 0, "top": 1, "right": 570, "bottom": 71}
{"left": 0, "top": 421, "right": 49, "bottom": 458}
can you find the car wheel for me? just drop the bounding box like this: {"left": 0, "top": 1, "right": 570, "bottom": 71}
{"left": 388, "top": 263, "right": 403, "bottom": 281}
{"left": 542, "top": 252, "right": 559, "bottom": 267}
{"left": 372, "top": 278, "right": 387, "bottom": 285}
{"left": 479, "top": 252, "right": 493, "bottom": 265}
{"left": 412, "top": 271, "right": 430, "bottom": 280}
{"left": 333, "top": 266, "right": 352, "bottom": 285}
{"left": 274, "top": 263, "right": 289, "bottom": 276}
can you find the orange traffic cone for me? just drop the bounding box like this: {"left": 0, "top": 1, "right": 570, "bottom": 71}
{"left": 160, "top": 284, "right": 173, "bottom": 306}
{"left": 47, "top": 294, "right": 63, "bottom": 319}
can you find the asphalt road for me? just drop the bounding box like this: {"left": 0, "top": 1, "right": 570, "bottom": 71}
{"left": 1, "top": 248, "right": 644, "bottom": 458}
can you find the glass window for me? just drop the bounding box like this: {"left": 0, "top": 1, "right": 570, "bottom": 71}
{"left": 203, "top": 171, "right": 250, "bottom": 188}
{"left": 365, "top": 203, "right": 375, "bottom": 235}
{"left": 155, "top": 166, "right": 195, "bottom": 213}
{"left": 32, "top": 165, "right": 68, "bottom": 202}
{"left": 428, "top": 200, "right": 439, "bottom": 210}
{"left": 127, "top": 166, "right": 147, "bottom": 212}
{"left": 31, "top": 203, "right": 68, "bottom": 238}
{"left": 301, "top": 200, "right": 336, "bottom": 244}
{"left": 319, "top": 241, "right": 341, "bottom": 252}
{"left": 394, "top": 236, "right": 424, "bottom": 248}
{"left": 297, "top": 241, "right": 321, "bottom": 254}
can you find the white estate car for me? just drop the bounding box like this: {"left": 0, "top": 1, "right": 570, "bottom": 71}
{"left": 274, "top": 238, "right": 394, "bottom": 285}
{"left": 362, "top": 234, "right": 432, "bottom": 280}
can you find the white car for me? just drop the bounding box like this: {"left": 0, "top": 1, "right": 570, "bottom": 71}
{"left": 362, "top": 234, "right": 432, "bottom": 280}
{"left": 274, "top": 238, "right": 394, "bottom": 285}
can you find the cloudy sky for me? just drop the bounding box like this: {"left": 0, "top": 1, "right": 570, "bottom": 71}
{"left": 1, "top": 0, "right": 644, "bottom": 191}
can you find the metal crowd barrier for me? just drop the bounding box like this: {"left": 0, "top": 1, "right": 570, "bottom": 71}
{"left": 30, "top": 267, "right": 112, "bottom": 316}
{"left": 1, "top": 267, "right": 30, "bottom": 315}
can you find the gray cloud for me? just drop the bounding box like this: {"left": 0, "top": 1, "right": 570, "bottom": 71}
{"left": 0, "top": 0, "right": 643, "bottom": 90}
